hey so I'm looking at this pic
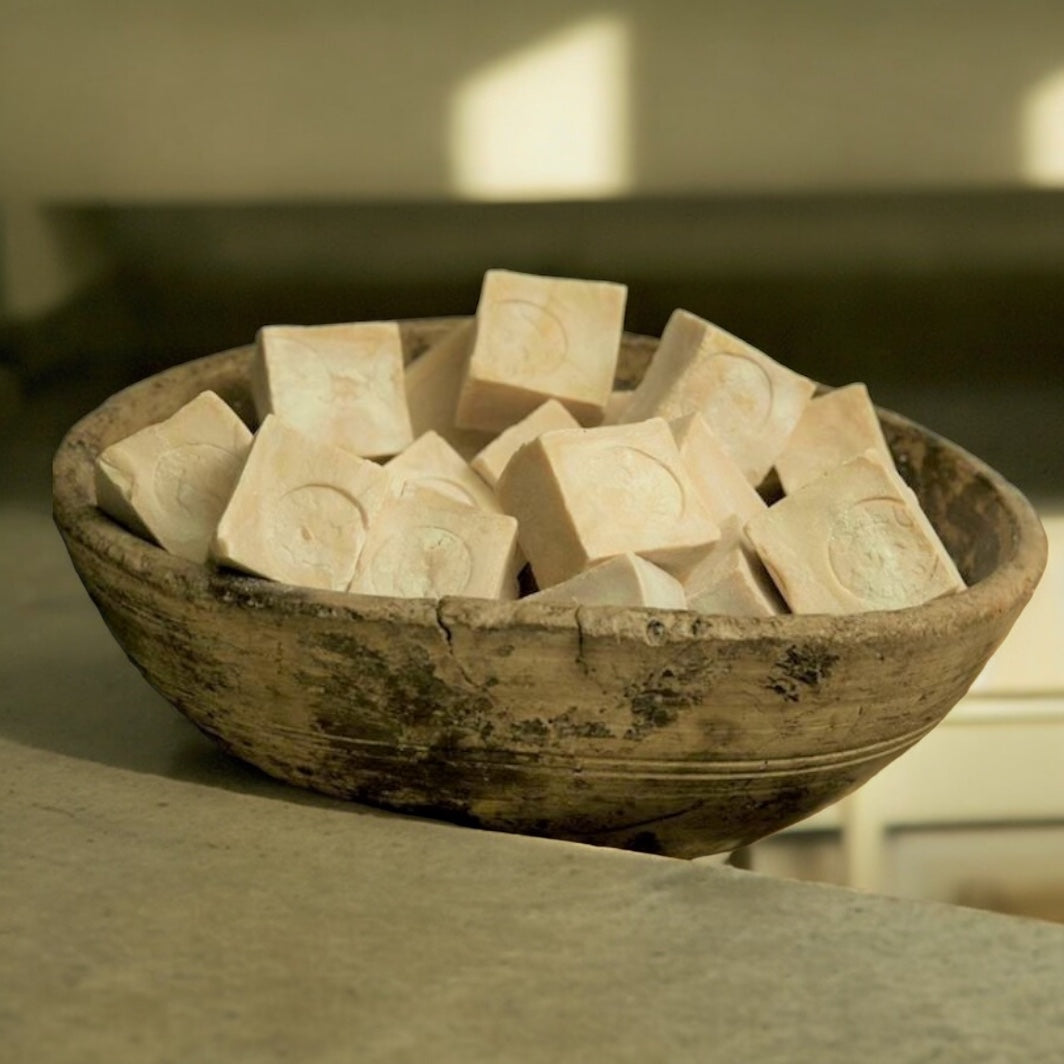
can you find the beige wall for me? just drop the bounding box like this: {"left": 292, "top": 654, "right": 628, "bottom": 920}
{"left": 4, "top": 1, "right": 1064, "bottom": 313}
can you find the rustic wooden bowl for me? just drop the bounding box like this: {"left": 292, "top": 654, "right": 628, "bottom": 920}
{"left": 53, "top": 319, "right": 1047, "bottom": 857}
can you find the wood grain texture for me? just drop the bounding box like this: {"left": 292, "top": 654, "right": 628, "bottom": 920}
{"left": 52, "top": 321, "right": 1048, "bottom": 856}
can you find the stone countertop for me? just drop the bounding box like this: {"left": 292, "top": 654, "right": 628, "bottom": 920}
{"left": 3, "top": 495, "right": 1064, "bottom": 1063}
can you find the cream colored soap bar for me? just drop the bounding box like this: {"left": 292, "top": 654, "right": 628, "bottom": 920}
{"left": 211, "top": 415, "right": 394, "bottom": 592}
{"left": 774, "top": 382, "right": 894, "bottom": 494}
{"left": 470, "top": 399, "right": 580, "bottom": 490}
{"left": 526, "top": 553, "right": 686, "bottom": 609}
{"left": 622, "top": 309, "right": 816, "bottom": 485}
{"left": 497, "top": 418, "right": 719, "bottom": 588}
{"left": 684, "top": 520, "right": 785, "bottom": 618}
{"left": 602, "top": 389, "right": 634, "bottom": 424}
{"left": 252, "top": 321, "right": 413, "bottom": 459}
{"left": 404, "top": 320, "right": 494, "bottom": 460}
{"left": 386, "top": 431, "right": 502, "bottom": 513}
{"left": 745, "top": 451, "right": 966, "bottom": 615}
{"left": 349, "top": 494, "right": 519, "bottom": 600}
{"left": 669, "top": 413, "right": 767, "bottom": 527}
{"left": 455, "top": 269, "right": 627, "bottom": 433}
{"left": 94, "top": 390, "right": 252, "bottom": 563}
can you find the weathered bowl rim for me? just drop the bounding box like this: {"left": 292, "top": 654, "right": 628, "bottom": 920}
{"left": 53, "top": 328, "right": 1049, "bottom": 650}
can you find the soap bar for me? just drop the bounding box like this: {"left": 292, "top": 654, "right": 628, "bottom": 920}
{"left": 455, "top": 269, "right": 627, "bottom": 432}
{"left": 526, "top": 553, "right": 686, "bottom": 609}
{"left": 745, "top": 451, "right": 966, "bottom": 614}
{"left": 349, "top": 493, "right": 519, "bottom": 600}
{"left": 211, "top": 415, "right": 394, "bottom": 592}
{"left": 404, "top": 320, "right": 494, "bottom": 459}
{"left": 684, "top": 520, "right": 786, "bottom": 617}
{"left": 252, "top": 321, "right": 413, "bottom": 459}
{"left": 94, "top": 390, "right": 252, "bottom": 563}
{"left": 621, "top": 309, "right": 816, "bottom": 485}
{"left": 669, "top": 413, "right": 767, "bottom": 527}
{"left": 470, "top": 399, "right": 580, "bottom": 490}
{"left": 386, "top": 431, "right": 502, "bottom": 513}
{"left": 497, "top": 418, "right": 719, "bottom": 588}
{"left": 774, "top": 382, "right": 894, "bottom": 494}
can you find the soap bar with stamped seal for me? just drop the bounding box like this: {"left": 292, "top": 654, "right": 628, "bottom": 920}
{"left": 385, "top": 431, "right": 502, "bottom": 514}
{"left": 622, "top": 309, "right": 816, "bottom": 486}
{"left": 252, "top": 321, "right": 413, "bottom": 459}
{"left": 745, "top": 451, "right": 966, "bottom": 614}
{"left": 497, "top": 418, "right": 720, "bottom": 588}
{"left": 349, "top": 491, "right": 519, "bottom": 600}
{"left": 211, "top": 415, "right": 396, "bottom": 592}
{"left": 94, "top": 390, "right": 252, "bottom": 563}
{"left": 455, "top": 269, "right": 627, "bottom": 433}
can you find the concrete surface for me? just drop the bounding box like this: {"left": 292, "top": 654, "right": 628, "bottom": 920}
{"left": 3, "top": 400, "right": 1064, "bottom": 1063}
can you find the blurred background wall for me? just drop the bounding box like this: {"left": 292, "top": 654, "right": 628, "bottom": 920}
{"left": 1, "top": 0, "right": 1062, "bottom": 912}
{"left": 3, "top": 0, "right": 1063, "bottom": 491}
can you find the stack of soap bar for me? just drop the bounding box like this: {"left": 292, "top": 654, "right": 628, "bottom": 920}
{"left": 94, "top": 391, "right": 252, "bottom": 563}
{"left": 92, "top": 267, "right": 971, "bottom": 618}
{"left": 622, "top": 309, "right": 816, "bottom": 485}
{"left": 211, "top": 415, "right": 395, "bottom": 592}
{"left": 456, "top": 269, "right": 627, "bottom": 432}
{"left": 525, "top": 553, "right": 686, "bottom": 609}
{"left": 349, "top": 492, "right": 519, "bottom": 600}
{"left": 745, "top": 451, "right": 966, "bottom": 614}
{"left": 497, "top": 418, "right": 719, "bottom": 588}
{"left": 385, "top": 431, "right": 502, "bottom": 513}
{"left": 470, "top": 399, "right": 580, "bottom": 490}
{"left": 252, "top": 322, "right": 413, "bottom": 459}
{"left": 774, "top": 382, "right": 893, "bottom": 494}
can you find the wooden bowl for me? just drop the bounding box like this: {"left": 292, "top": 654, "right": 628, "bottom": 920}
{"left": 53, "top": 320, "right": 1048, "bottom": 857}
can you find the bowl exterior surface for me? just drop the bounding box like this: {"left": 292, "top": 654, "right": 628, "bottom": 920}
{"left": 53, "top": 322, "right": 1047, "bottom": 856}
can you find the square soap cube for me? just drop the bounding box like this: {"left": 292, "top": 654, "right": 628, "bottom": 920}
{"left": 385, "top": 431, "right": 502, "bottom": 513}
{"left": 211, "top": 415, "right": 394, "bottom": 592}
{"left": 94, "top": 390, "right": 252, "bottom": 563}
{"left": 252, "top": 321, "right": 413, "bottom": 459}
{"left": 349, "top": 494, "right": 519, "bottom": 600}
{"left": 683, "top": 520, "right": 786, "bottom": 618}
{"left": 774, "top": 382, "right": 894, "bottom": 494}
{"left": 622, "top": 309, "right": 816, "bottom": 485}
{"left": 497, "top": 418, "right": 719, "bottom": 588}
{"left": 745, "top": 451, "right": 966, "bottom": 614}
{"left": 404, "top": 320, "right": 494, "bottom": 459}
{"left": 455, "top": 269, "right": 627, "bottom": 433}
{"left": 471, "top": 399, "right": 580, "bottom": 491}
{"left": 669, "top": 412, "right": 767, "bottom": 528}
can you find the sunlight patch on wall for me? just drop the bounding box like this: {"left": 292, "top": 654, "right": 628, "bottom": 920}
{"left": 450, "top": 16, "right": 630, "bottom": 200}
{"left": 1023, "top": 69, "right": 1064, "bottom": 185}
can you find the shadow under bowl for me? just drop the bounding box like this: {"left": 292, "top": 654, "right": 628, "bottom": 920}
{"left": 52, "top": 320, "right": 1048, "bottom": 857}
